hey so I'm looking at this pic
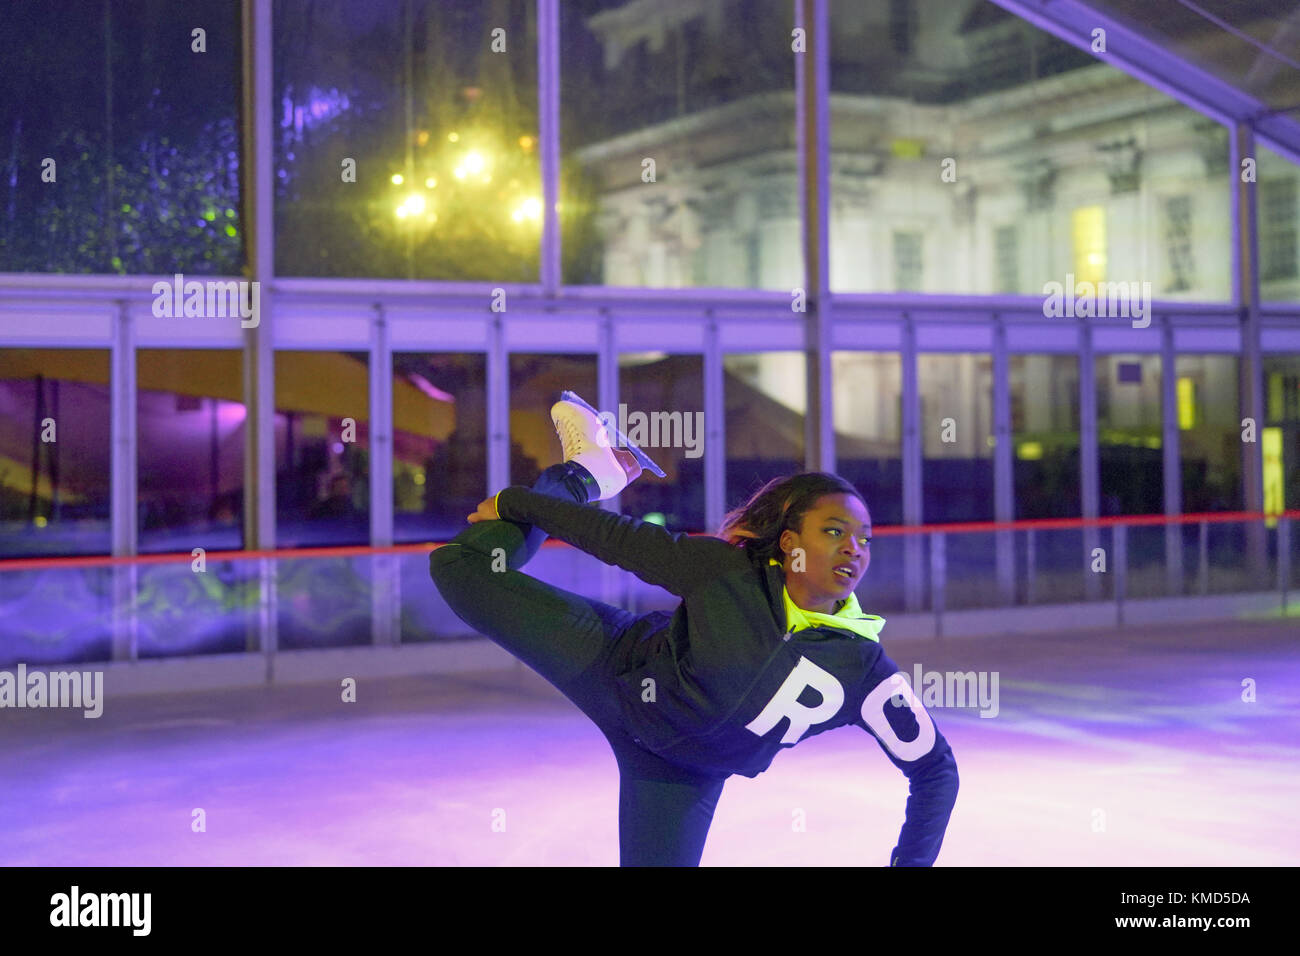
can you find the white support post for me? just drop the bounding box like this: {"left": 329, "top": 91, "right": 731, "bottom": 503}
{"left": 704, "top": 315, "right": 725, "bottom": 534}
{"left": 993, "top": 317, "right": 1015, "bottom": 603}
{"left": 110, "top": 300, "right": 137, "bottom": 662}
{"left": 1161, "top": 315, "right": 1183, "bottom": 596}
{"left": 901, "top": 316, "right": 923, "bottom": 611}
{"left": 370, "top": 304, "right": 396, "bottom": 646}
{"left": 538, "top": 0, "right": 561, "bottom": 296}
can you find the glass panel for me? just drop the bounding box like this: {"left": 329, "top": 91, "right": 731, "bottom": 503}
{"left": 1259, "top": 145, "right": 1300, "bottom": 303}
{"left": 1097, "top": 353, "right": 1162, "bottom": 515}
{"left": 1078, "top": 1, "right": 1300, "bottom": 118}
{"left": 1176, "top": 354, "right": 1241, "bottom": 513}
{"left": 832, "top": 351, "right": 902, "bottom": 525}
{"left": 0, "top": 567, "right": 115, "bottom": 666}
{"left": 275, "top": 350, "right": 370, "bottom": 547}
{"left": 0, "top": 349, "right": 112, "bottom": 557}
{"left": 274, "top": 0, "right": 540, "bottom": 280}
{"left": 137, "top": 559, "right": 258, "bottom": 658}
{"left": 393, "top": 352, "right": 487, "bottom": 543}
{"left": 277, "top": 555, "right": 373, "bottom": 649}
{"left": 1, "top": 2, "right": 243, "bottom": 274}
{"left": 828, "top": 0, "right": 1231, "bottom": 301}
{"left": 137, "top": 349, "right": 245, "bottom": 553}
{"left": 920, "top": 353, "right": 993, "bottom": 522}
{"left": 560, "top": 0, "right": 799, "bottom": 287}
{"left": 509, "top": 353, "right": 597, "bottom": 488}
{"left": 724, "top": 352, "right": 804, "bottom": 510}
{"left": 617, "top": 353, "right": 706, "bottom": 531}
{"left": 1263, "top": 355, "right": 1300, "bottom": 514}
{"left": 1019, "top": 528, "right": 1089, "bottom": 605}
{"left": 1011, "top": 354, "right": 1080, "bottom": 519}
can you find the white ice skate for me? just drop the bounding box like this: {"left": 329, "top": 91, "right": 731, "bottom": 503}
{"left": 551, "top": 397, "right": 648, "bottom": 501}
{"left": 559, "top": 390, "right": 667, "bottom": 479}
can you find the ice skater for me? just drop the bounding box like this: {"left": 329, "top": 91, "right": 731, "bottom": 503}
{"left": 429, "top": 392, "right": 958, "bottom": 866}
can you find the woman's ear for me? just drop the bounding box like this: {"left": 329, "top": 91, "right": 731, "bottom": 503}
{"left": 778, "top": 528, "right": 795, "bottom": 560}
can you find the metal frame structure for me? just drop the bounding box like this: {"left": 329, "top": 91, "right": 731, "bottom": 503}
{"left": 1, "top": 0, "right": 1299, "bottom": 649}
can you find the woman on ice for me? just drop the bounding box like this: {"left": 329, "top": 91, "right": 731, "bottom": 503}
{"left": 430, "top": 394, "right": 958, "bottom": 866}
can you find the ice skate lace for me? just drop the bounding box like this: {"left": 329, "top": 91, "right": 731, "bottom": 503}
{"left": 555, "top": 416, "right": 587, "bottom": 459}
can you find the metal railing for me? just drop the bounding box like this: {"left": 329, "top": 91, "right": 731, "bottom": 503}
{"left": 1, "top": 509, "right": 1296, "bottom": 667}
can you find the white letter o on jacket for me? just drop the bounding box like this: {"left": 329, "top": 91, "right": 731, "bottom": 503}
{"left": 861, "top": 673, "right": 936, "bottom": 761}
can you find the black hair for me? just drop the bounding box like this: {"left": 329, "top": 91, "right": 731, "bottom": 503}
{"left": 715, "top": 472, "right": 868, "bottom": 565}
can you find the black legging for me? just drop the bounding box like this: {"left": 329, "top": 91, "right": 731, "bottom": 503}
{"left": 429, "top": 462, "right": 728, "bottom": 866}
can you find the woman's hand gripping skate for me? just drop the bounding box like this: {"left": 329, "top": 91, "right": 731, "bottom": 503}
{"left": 466, "top": 495, "right": 500, "bottom": 524}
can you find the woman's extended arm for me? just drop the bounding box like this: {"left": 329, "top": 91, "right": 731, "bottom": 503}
{"left": 857, "top": 651, "right": 960, "bottom": 866}
{"left": 490, "top": 485, "right": 748, "bottom": 599}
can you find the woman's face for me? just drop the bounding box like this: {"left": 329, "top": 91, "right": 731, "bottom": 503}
{"left": 778, "top": 493, "right": 872, "bottom": 613}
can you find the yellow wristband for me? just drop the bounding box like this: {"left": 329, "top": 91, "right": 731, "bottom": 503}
{"left": 493, "top": 489, "right": 504, "bottom": 518}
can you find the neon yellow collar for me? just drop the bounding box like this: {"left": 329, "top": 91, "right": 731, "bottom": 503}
{"left": 769, "top": 559, "right": 885, "bottom": 642}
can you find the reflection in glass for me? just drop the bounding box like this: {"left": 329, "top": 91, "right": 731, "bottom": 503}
{"left": 275, "top": 351, "right": 370, "bottom": 546}
{"left": 393, "top": 353, "right": 487, "bottom": 543}
{"left": 509, "top": 354, "right": 597, "bottom": 488}
{"left": 1096, "top": 353, "right": 1162, "bottom": 516}
{"left": 832, "top": 352, "right": 902, "bottom": 526}
{"left": 1011, "top": 355, "right": 1080, "bottom": 519}
{"left": 724, "top": 352, "right": 805, "bottom": 509}
{"left": 920, "top": 353, "right": 993, "bottom": 522}
{"left": 0, "top": 350, "right": 111, "bottom": 557}
{"left": 137, "top": 350, "right": 245, "bottom": 553}
{"left": 560, "top": 0, "right": 798, "bottom": 287}
{"left": 618, "top": 353, "right": 705, "bottom": 531}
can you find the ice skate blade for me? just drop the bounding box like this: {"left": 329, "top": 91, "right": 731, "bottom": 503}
{"left": 559, "top": 390, "right": 667, "bottom": 478}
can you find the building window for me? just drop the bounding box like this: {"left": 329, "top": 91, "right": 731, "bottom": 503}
{"left": 893, "top": 230, "right": 923, "bottom": 291}
{"left": 1162, "top": 195, "right": 1194, "bottom": 293}
{"left": 1071, "top": 206, "right": 1106, "bottom": 286}
{"left": 994, "top": 225, "right": 1019, "bottom": 293}
{"left": 1260, "top": 178, "right": 1298, "bottom": 282}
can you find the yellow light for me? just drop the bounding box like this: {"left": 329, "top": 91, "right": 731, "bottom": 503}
{"left": 417, "top": 130, "right": 429, "bottom": 146}
{"left": 1177, "top": 377, "right": 1196, "bottom": 430}
{"left": 391, "top": 173, "right": 404, "bottom": 185}
{"left": 449, "top": 131, "right": 459, "bottom": 142}
{"left": 405, "top": 193, "right": 426, "bottom": 214}
{"left": 890, "top": 138, "right": 924, "bottom": 159}
{"left": 453, "top": 166, "right": 466, "bottom": 180}
{"left": 34, "top": 515, "right": 48, "bottom": 528}
{"left": 425, "top": 177, "right": 437, "bottom": 188}
{"left": 1017, "top": 441, "right": 1043, "bottom": 460}
{"left": 463, "top": 151, "right": 486, "bottom": 175}
{"left": 414, "top": 471, "right": 426, "bottom": 486}
{"left": 519, "top": 135, "right": 534, "bottom": 150}
{"left": 1264, "top": 427, "right": 1283, "bottom": 527}
{"left": 1072, "top": 206, "right": 1106, "bottom": 286}
{"left": 512, "top": 196, "right": 542, "bottom": 223}
{"left": 396, "top": 204, "right": 409, "bottom": 219}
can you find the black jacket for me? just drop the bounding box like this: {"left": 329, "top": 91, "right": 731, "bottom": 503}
{"left": 495, "top": 486, "right": 960, "bottom": 866}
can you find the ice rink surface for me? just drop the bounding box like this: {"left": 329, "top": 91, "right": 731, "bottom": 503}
{"left": 2, "top": 617, "right": 1296, "bottom": 866}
